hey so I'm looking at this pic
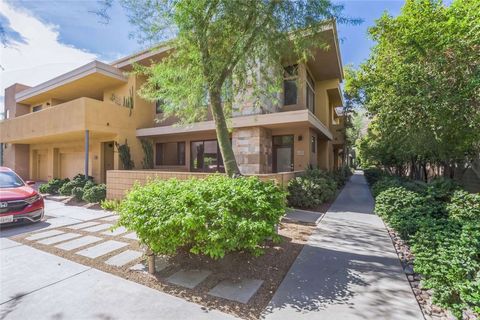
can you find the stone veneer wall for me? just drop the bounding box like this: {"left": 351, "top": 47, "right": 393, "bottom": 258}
{"left": 106, "top": 170, "right": 301, "bottom": 200}
{"left": 232, "top": 127, "right": 272, "bottom": 174}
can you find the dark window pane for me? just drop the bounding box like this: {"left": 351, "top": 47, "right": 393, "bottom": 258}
{"left": 33, "top": 105, "right": 42, "bottom": 112}
{"left": 155, "top": 143, "right": 163, "bottom": 166}
{"left": 307, "top": 87, "right": 315, "bottom": 113}
{"left": 284, "top": 80, "right": 297, "bottom": 105}
{"left": 311, "top": 136, "right": 316, "bottom": 153}
{"left": 155, "top": 100, "right": 164, "bottom": 114}
{"left": 273, "top": 135, "right": 294, "bottom": 146}
{"left": 178, "top": 142, "right": 186, "bottom": 165}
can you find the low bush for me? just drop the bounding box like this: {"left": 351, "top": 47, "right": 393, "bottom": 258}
{"left": 373, "top": 177, "right": 479, "bottom": 318}
{"left": 82, "top": 184, "right": 106, "bottom": 203}
{"left": 426, "top": 177, "right": 461, "bottom": 202}
{"left": 38, "top": 178, "right": 69, "bottom": 194}
{"left": 287, "top": 168, "right": 337, "bottom": 209}
{"left": 363, "top": 167, "right": 387, "bottom": 186}
{"left": 412, "top": 219, "right": 479, "bottom": 318}
{"left": 118, "top": 175, "right": 287, "bottom": 259}
{"left": 330, "top": 165, "right": 353, "bottom": 187}
{"left": 59, "top": 174, "right": 94, "bottom": 196}
{"left": 371, "top": 176, "right": 403, "bottom": 198}
{"left": 71, "top": 186, "right": 84, "bottom": 201}
{"left": 100, "top": 199, "right": 121, "bottom": 211}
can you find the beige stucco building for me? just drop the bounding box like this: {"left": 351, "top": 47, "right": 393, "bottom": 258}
{"left": 0, "top": 23, "right": 346, "bottom": 184}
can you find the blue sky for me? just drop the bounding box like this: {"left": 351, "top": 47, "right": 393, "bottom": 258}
{"left": 0, "top": 0, "right": 404, "bottom": 111}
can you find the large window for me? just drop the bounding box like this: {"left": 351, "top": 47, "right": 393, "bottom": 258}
{"left": 306, "top": 71, "right": 315, "bottom": 113}
{"left": 283, "top": 64, "right": 298, "bottom": 106}
{"left": 155, "top": 142, "right": 185, "bottom": 166}
{"left": 191, "top": 140, "right": 225, "bottom": 172}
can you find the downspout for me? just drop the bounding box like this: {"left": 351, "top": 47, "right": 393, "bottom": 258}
{"left": 85, "top": 130, "right": 89, "bottom": 178}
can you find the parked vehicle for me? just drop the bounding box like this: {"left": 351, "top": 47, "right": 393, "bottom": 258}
{"left": 0, "top": 167, "right": 44, "bottom": 226}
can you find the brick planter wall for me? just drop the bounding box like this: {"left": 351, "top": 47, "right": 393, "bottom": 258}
{"left": 106, "top": 170, "right": 302, "bottom": 200}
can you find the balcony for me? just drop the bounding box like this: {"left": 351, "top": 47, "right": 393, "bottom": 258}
{"left": 0, "top": 97, "right": 133, "bottom": 144}
{"left": 331, "top": 124, "right": 345, "bottom": 145}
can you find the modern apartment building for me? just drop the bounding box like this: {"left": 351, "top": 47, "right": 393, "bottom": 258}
{"left": 0, "top": 23, "right": 346, "bottom": 183}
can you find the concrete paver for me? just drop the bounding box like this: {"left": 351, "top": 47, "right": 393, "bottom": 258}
{"left": 166, "top": 269, "right": 212, "bottom": 289}
{"left": 105, "top": 250, "right": 143, "bottom": 267}
{"left": 101, "top": 226, "right": 127, "bottom": 236}
{"left": 283, "top": 209, "right": 323, "bottom": 225}
{"left": 55, "top": 236, "right": 103, "bottom": 251}
{"left": 76, "top": 240, "right": 128, "bottom": 259}
{"left": 101, "top": 215, "right": 119, "bottom": 222}
{"left": 0, "top": 240, "right": 235, "bottom": 319}
{"left": 122, "top": 232, "right": 138, "bottom": 240}
{"left": 264, "top": 172, "right": 423, "bottom": 320}
{"left": 66, "top": 221, "right": 100, "bottom": 230}
{"left": 25, "top": 230, "right": 64, "bottom": 241}
{"left": 82, "top": 223, "right": 113, "bottom": 233}
{"left": 209, "top": 279, "right": 264, "bottom": 304}
{"left": 37, "top": 233, "right": 81, "bottom": 245}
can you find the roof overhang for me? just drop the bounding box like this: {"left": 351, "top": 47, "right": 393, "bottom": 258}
{"left": 15, "top": 61, "right": 128, "bottom": 105}
{"left": 136, "top": 109, "right": 333, "bottom": 140}
{"left": 306, "top": 22, "right": 344, "bottom": 81}
{"left": 110, "top": 43, "right": 172, "bottom": 71}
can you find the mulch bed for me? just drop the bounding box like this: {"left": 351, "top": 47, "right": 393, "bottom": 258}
{"left": 385, "top": 226, "right": 456, "bottom": 320}
{"left": 13, "top": 219, "right": 315, "bottom": 319}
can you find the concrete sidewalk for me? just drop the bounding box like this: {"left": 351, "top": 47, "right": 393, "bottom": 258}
{"left": 0, "top": 240, "right": 234, "bottom": 320}
{"left": 264, "top": 172, "right": 423, "bottom": 320}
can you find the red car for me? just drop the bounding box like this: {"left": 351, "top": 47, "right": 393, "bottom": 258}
{"left": 0, "top": 167, "right": 44, "bottom": 226}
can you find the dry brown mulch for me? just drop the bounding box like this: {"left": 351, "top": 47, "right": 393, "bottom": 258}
{"left": 13, "top": 220, "right": 315, "bottom": 319}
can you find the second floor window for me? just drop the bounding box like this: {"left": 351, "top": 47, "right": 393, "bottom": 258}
{"left": 306, "top": 72, "right": 315, "bottom": 113}
{"left": 155, "top": 100, "right": 164, "bottom": 114}
{"left": 283, "top": 64, "right": 298, "bottom": 106}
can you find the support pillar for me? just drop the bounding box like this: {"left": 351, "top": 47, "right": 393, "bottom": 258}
{"left": 85, "top": 130, "right": 89, "bottom": 177}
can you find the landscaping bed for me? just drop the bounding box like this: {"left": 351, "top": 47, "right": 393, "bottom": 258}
{"left": 365, "top": 168, "right": 480, "bottom": 320}
{"left": 14, "top": 218, "right": 314, "bottom": 319}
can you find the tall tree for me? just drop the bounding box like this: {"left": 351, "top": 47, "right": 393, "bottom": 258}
{"left": 346, "top": 0, "right": 480, "bottom": 179}
{"left": 97, "top": 0, "right": 357, "bottom": 176}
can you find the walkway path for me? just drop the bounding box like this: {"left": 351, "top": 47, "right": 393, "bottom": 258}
{"left": 264, "top": 171, "right": 423, "bottom": 320}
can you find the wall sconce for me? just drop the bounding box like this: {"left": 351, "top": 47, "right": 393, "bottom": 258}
{"left": 298, "top": 135, "right": 303, "bottom": 141}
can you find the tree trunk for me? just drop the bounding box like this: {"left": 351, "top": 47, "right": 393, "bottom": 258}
{"left": 209, "top": 88, "right": 241, "bottom": 177}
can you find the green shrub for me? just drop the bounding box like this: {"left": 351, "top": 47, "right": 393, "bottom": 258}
{"left": 118, "top": 175, "right": 287, "bottom": 259}
{"left": 412, "top": 219, "right": 479, "bottom": 318}
{"left": 82, "top": 184, "right": 106, "bottom": 203}
{"left": 363, "top": 167, "right": 386, "bottom": 185}
{"left": 287, "top": 169, "right": 337, "bottom": 209}
{"left": 59, "top": 174, "right": 94, "bottom": 196}
{"left": 330, "top": 165, "right": 353, "bottom": 187}
{"left": 375, "top": 187, "right": 444, "bottom": 239}
{"left": 447, "top": 190, "right": 480, "bottom": 224}
{"left": 426, "top": 177, "right": 460, "bottom": 202}
{"left": 100, "top": 199, "right": 121, "bottom": 211}
{"left": 71, "top": 186, "right": 85, "bottom": 201}
{"left": 38, "top": 178, "right": 70, "bottom": 194}
{"left": 371, "top": 176, "right": 403, "bottom": 198}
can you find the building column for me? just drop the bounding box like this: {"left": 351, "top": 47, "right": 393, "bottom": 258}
{"left": 85, "top": 130, "right": 89, "bottom": 177}
{"left": 232, "top": 127, "right": 272, "bottom": 174}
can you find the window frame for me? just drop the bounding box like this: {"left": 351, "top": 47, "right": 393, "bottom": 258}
{"left": 154, "top": 141, "right": 186, "bottom": 166}
{"left": 283, "top": 64, "right": 298, "bottom": 106}
{"left": 306, "top": 70, "right": 315, "bottom": 114}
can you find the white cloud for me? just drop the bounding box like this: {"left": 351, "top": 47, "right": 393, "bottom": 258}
{"left": 0, "top": 0, "right": 98, "bottom": 112}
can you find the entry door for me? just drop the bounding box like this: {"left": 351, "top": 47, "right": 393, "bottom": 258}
{"left": 103, "top": 141, "right": 115, "bottom": 183}
{"left": 273, "top": 135, "right": 294, "bottom": 172}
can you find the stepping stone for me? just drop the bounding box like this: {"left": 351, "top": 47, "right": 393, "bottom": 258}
{"left": 76, "top": 240, "right": 128, "bottom": 259}
{"left": 166, "top": 269, "right": 212, "bottom": 289}
{"left": 55, "top": 236, "right": 103, "bottom": 251}
{"left": 105, "top": 250, "right": 143, "bottom": 267}
{"left": 66, "top": 221, "right": 100, "bottom": 230}
{"left": 37, "top": 233, "right": 81, "bottom": 245}
{"left": 130, "top": 263, "right": 148, "bottom": 273}
{"left": 102, "top": 215, "right": 119, "bottom": 222}
{"left": 82, "top": 223, "right": 113, "bottom": 233}
{"left": 282, "top": 209, "right": 323, "bottom": 225}
{"left": 123, "top": 232, "right": 138, "bottom": 240}
{"left": 26, "top": 230, "right": 64, "bottom": 241}
{"left": 208, "top": 279, "right": 263, "bottom": 304}
{"left": 101, "top": 226, "right": 127, "bottom": 236}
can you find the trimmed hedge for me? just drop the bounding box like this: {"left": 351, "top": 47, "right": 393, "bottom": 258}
{"left": 287, "top": 168, "right": 337, "bottom": 209}
{"left": 82, "top": 184, "right": 106, "bottom": 203}
{"left": 372, "top": 176, "right": 479, "bottom": 318}
{"left": 39, "top": 178, "right": 69, "bottom": 194}
{"left": 118, "top": 175, "right": 287, "bottom": 259}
